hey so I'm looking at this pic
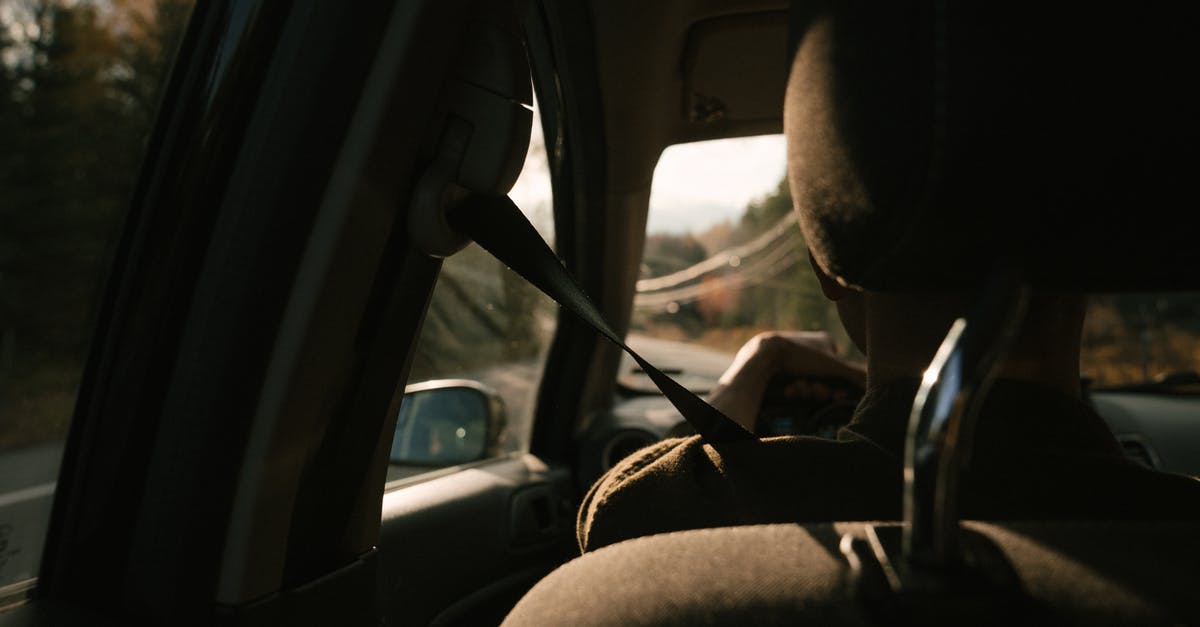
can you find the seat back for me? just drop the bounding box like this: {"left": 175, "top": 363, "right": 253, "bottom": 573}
{"left": 503, "top": 521, "right": 1200, "bottom": 625}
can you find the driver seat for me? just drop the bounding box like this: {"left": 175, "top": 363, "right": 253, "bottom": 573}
{"left": 505, "top": 521, "right": 1200, "bottom": 625}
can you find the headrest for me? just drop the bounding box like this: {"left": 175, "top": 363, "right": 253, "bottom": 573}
{"left": 787, "top": 2, "right": 1200, "bottom": 292}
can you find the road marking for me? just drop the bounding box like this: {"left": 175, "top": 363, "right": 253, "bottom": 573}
{"left": 0, "top": 482, "right": 56, "bottom": 509}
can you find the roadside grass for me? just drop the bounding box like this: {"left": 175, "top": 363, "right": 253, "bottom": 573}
{"left": 0, "top": 364, "right": 81, "bottom": 452}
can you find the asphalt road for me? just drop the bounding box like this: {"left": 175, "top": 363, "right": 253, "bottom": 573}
{"left": 622, "top": 334, "right": 734, "bottom": 394}
{"left": 0, "top": 442, "right": 62, "bottom": 587}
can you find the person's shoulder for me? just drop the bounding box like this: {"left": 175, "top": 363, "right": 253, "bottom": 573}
{"left": 575, "top": 434, "right": 883, "bottom": 552}
{"left": 576, "top": 435, "right": 707, "bottom": 552}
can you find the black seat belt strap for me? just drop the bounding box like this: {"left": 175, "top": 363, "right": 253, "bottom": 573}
{"left": 448, "top": 194, "right": 756, "bottom": 444}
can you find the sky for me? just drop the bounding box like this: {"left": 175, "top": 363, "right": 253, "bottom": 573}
{"left": 508, "top": 104, "right": 555, "bottom": 239}
{"left": 647, "top": 134, "right": 786, "bottom": 234}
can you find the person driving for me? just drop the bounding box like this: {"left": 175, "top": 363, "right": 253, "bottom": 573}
{"left": 576, "top": 15, "right": 1200, "bottom": 554}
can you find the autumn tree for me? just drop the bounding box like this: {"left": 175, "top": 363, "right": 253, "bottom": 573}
{"left": 0, "top": 0, "right": 192, "bottom": 448}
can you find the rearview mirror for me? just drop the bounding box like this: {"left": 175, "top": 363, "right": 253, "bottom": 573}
{"left": 389, "top": 379, "right": 506, "bottom": 467}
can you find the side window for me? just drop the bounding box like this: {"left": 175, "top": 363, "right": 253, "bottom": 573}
{"left": 385, "top": 99, "right": 554, "bottom": 483}
{"left": 624, "top": 135, "right": 861, "bottom": 394}
{"left": 1082, "top": 294, "right": 1200, "bottom": 386}
{"left": 0, "top": 1, "right": 193, "bottom": 590}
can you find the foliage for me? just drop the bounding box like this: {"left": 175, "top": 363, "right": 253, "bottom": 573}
{"left": 408, "top": 244, "right": 556, "bottom": 384}
{"left": 642, "top": 233, "right": 706, "bottom": 280}
{"left": 0, "top": 0, "right": 192, "bottom": 449}
{"left": 1082, "top": 294, "right": 1200, "bottom": 386}
{"left": 639, "top": 174, "right": 1200, "bottom": 381}
{"left": 635, "top": 175, "right": 857, "bottom": 359}
{"left": 739, "top": 176, "right": 792, "bottom": 234}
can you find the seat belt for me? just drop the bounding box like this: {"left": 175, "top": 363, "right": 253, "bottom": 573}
{"left": 447, "top": 194, "right": 756, "bottom": 444}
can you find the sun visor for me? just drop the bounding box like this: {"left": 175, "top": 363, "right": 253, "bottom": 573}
{"left": 787, "top": 2, "right": 1200, "bottom": 292}
{"left": 679, "top": 12, "right": 787, "bottom": 133}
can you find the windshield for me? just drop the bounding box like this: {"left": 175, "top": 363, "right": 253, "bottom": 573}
{"left": 1082, "top": 293, "right": 1200, "bottom": 388}
{"left": 628, "top": 136, "right": 1198, "bottom": 393}
{"left": 624, "top": 135, "right": 861, "bottom": 394}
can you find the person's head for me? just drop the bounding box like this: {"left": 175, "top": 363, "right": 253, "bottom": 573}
{"left": 783, "top": 15, "right": 1086, "bottom": 395}
{"left": 806, "top": 255, "right": 1085, "bottom": 394}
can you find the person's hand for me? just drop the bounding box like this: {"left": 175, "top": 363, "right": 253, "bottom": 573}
{"left": 706, "top": 331, "right": 866, "bottom": 432}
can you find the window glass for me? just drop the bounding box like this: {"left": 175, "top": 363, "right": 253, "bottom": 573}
{"left": 0, "top": 0, "right": 193, "bottom": 591}
{"left": 626, "top": 135, "right": 861, "bottom": 394}
{"left": 385, "top": 100, "right": 554, "bottom": 483}
{"left": 633, "top": 137, "right": 1199, "bottom": 393}
{"left": 1082, "top": 294, "right": 1200, "bottom": 387}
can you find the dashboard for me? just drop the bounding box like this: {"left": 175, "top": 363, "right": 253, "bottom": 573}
{"left": 1091, "top": 390, "right": 1200, "bottom": 476}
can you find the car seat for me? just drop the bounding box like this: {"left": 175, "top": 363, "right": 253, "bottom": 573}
{"left": 502, "top": 2, "right": 1200, "bottom": 624}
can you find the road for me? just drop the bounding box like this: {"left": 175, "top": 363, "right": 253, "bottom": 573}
{"left": 0, "top": 442, "right": 62, "bottom": 587}
{"left": 622, "top": 334, "right": 734, "bottom": 394}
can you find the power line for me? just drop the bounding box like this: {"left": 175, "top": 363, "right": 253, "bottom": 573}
{"left": 635, "top": 212, "right": 800, "bottom": 293}
{"left": 634, "top": 237, "right": 804, "bottom": 309}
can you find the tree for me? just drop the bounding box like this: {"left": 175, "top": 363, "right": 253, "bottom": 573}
{"left": 739, "top": 176, "right": 793, "bottom": 234}
{"left": 0, "top": 0, "right": 192, "bottom": 448}
{"left": 642, "top": 233, "right": 708, "bottom": 279}
{"left": 633, "top": 174, "right": 859, "bottom": 358}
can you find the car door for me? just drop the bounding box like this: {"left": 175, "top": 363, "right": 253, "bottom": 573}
{"left": 0, "top": 1, "right": 584, "bottom": 625}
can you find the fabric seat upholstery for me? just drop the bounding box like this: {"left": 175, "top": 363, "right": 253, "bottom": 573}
{"left": 503, "top": 521, "right": 1200, "bottom": 626}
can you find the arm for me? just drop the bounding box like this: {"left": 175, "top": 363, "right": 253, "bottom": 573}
{"left": 707, "top": 331, "right": 866, "bottom": 432}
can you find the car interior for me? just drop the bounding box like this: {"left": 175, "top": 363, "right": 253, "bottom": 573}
{"left": 1, "top": 0, "right": 1198, "bottom": 625}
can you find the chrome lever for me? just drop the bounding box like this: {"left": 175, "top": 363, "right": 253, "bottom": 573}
{"left": 902, "top": 268, "right": 1029, "bottom": 571}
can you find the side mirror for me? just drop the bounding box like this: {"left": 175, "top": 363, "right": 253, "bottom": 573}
{"left": 389, "top": 379, "right": 507, "bottom": 467}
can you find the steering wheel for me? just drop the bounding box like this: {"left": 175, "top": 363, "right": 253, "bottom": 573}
{"left": 754, "top": 373, "right": 863, "bottom": 439}
{"left": 664, "top": 373, "right": 864, "bottom": 440}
